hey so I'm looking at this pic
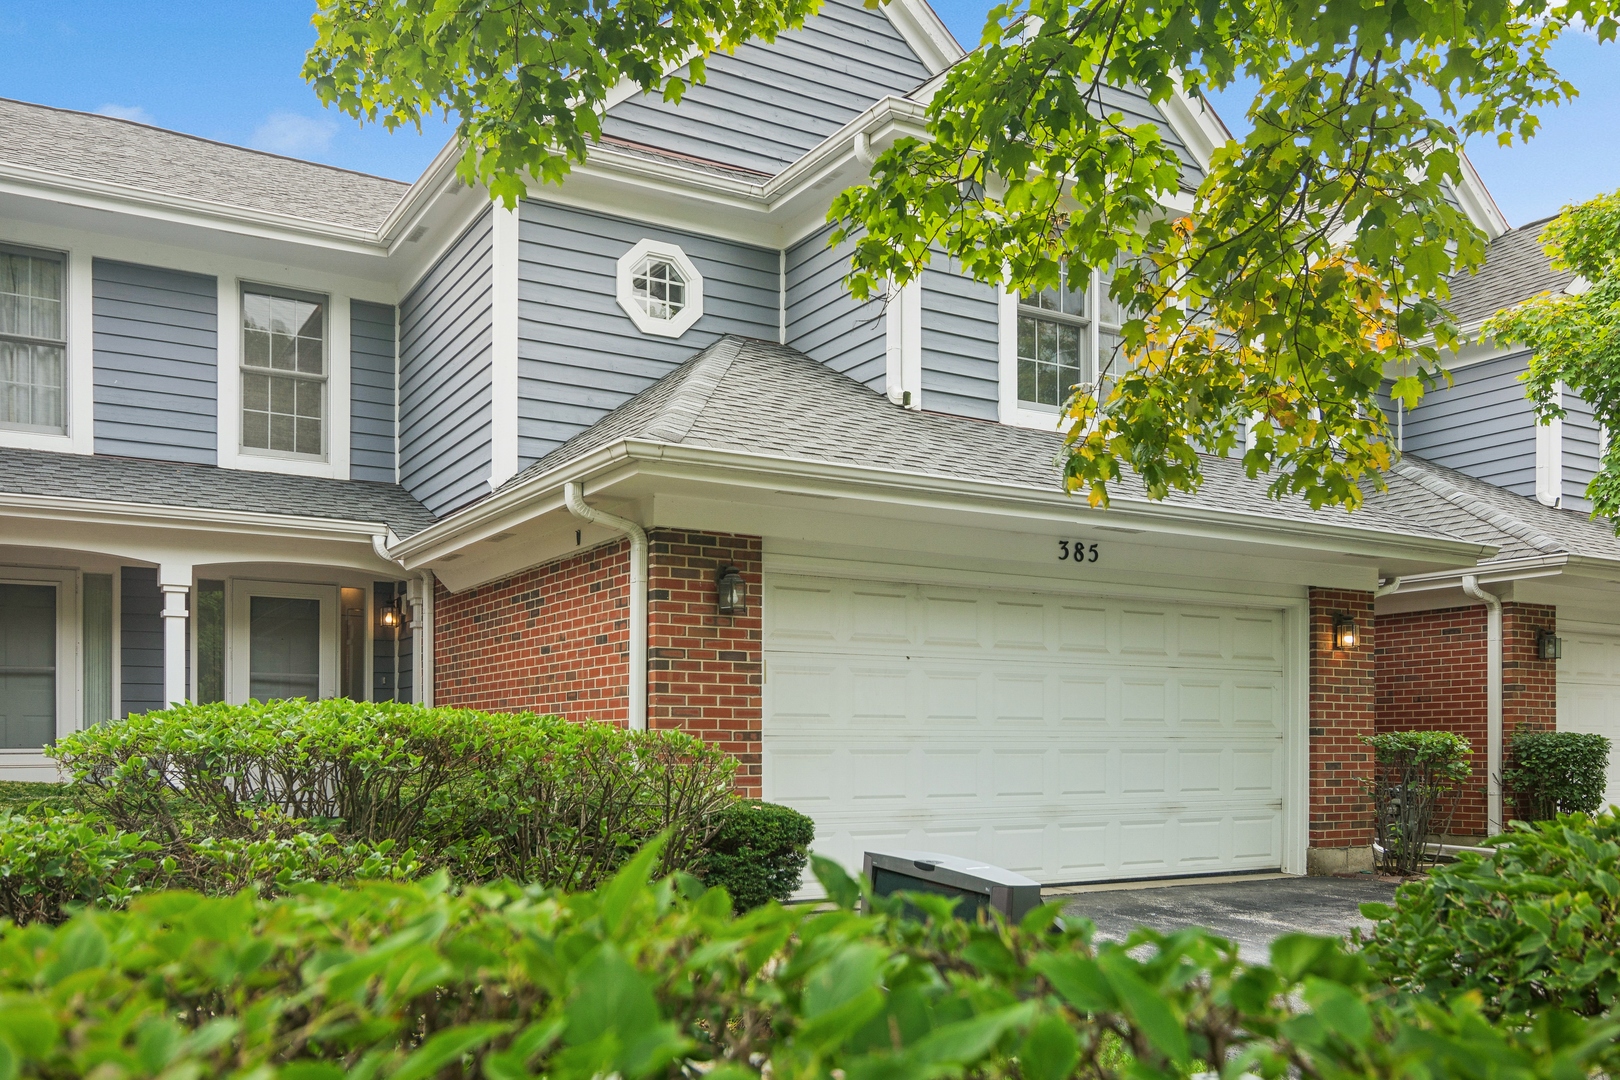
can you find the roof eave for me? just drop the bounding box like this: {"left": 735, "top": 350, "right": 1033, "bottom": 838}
{"left": 0, "top": 490, "right": 402, "bottom": 544}
{"left": 389, "top": 437, "right": 1498, "bottom": 567}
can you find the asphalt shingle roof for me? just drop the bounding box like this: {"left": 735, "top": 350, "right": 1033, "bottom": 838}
{"left": 1374, "top": 456, "right": 1620, "bottom": 565}
{"left": 0, "top": 446, "right": 436, "bottom": 537}
{"left": 1447, "top": 217, "right": 1577, "bottom": 329}
{"left": 500, "top": 336, "right": 1473, "bottom": 546}
{"left": 0, "top": 98, "right": 409, "bottom": 233}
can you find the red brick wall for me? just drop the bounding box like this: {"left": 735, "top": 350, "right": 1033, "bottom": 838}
{"left": 1375, "top": 604, "right": 1488, "bottom": 833}
{"left": 432, "top": 539, "right": 631, "bottom": 723}
{"left": 648, "top": 530, "right": 764, "bottom": 798}
{"left": 1373, "top": 601, "right": 1558, "bottom": 835}
{"left": 1309, "top": 587, "right": 1377, "bottom": 851}
{"left": 426, "top": 528, "right": 766, "bottom": 796}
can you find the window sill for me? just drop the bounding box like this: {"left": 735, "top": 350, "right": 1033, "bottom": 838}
{"left": 229, "top": 449, "right": 340, "bottom": 480}
{"left": 998, "top": 403, "right": 1070, "bottom": 433}
{"left": 0, "top": 428, "right": 84, "bottom": 454}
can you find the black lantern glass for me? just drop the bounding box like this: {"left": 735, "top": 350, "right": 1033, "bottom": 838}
{"left": 717, "top": 564, "right": 746, "bottom": 616}
{"left": 378, "top": 597, "right": 401, "bottom": 630}
{"left": 1537, "top": 629, "right": 1563, "bottom": 661}
{"left": 1333, "top": 614, "right": 1358, "bottom": 650}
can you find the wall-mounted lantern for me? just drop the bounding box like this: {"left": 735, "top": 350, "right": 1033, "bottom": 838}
{"left": 378, "top": 597, "right": 402, "bottom": 631}
{"left": 1537, "top": 629, "right": 1563, "bottom": 661}
{"left": 1333, "top": 613, "right": 1359, "bottom": 650}
{"left": 716, "top": 564, "right": 747, "bottom": 616}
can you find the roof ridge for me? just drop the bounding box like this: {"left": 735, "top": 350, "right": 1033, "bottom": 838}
{"left": 1393, "top": 458, "right": 1565, "bottom": 555}
{"left": 639, "top": 336, "right": 749, "bottom": 445}
{"left": 0, "top": 96, "right": 412, "bottom": 189}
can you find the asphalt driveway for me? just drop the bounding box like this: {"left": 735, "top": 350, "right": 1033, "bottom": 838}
{"left": 1058, "top": 875, "right": 1399, "bottom": 963}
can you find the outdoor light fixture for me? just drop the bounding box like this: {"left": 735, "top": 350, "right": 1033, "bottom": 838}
{"left": 716, "top": 564, "right": 747, "bottom": 616}
{"left": 378, "top": 598, "right": 402, "bottom": 630}
{"left": 1538, "top": 629, "right": 1563, "bottom": 661}
{"left": 1333, "top": 614, "right": 1358, "bottom": 650}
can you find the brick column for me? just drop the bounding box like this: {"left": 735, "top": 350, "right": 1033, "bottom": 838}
{"left": 647, "top": 530, "right": 764, "bottom": 797}
{"left": 1503, "top": 602, "right": 1558, "bottom": 822}
{"left": 1308, "top": 587, "right": 1377, "bottom": 874}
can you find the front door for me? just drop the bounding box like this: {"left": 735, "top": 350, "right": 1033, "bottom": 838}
{"left": 228, "top": 581, "right": 339, "bottom": 703}
{"left": 0, "top": 582, "right": 56, "bottom": 749}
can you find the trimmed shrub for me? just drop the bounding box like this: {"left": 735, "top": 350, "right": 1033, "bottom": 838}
{"left": 1358, "top": 809, "right": 1620, "bottom": 1020}
{"left": 0, "top": 811, "right": 157, "bottom": 925}
{"left": 1503, "top": 729, "right": 1612, "bottom": 821}
{"left": 693, "top": 800, "right": 814, "bottom": 910}
{"left": 1, "top": 845, "right": 1612, "bottom": 1080}
{"left": 51, "top": 700, "right": 738, "bottom": 896}
{"left": 0, "top": 782, "right": 71, "bottom": 816}
{"left": 1363, "top": 730, "right": 1472, "bottom": 873}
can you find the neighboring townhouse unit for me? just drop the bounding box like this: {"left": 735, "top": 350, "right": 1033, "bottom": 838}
{"left": 1, "top": 0, "right": 1614, "bottom": 887}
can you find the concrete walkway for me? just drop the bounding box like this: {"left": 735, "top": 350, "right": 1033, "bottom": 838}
{"left": 1058, "top": 875, "right": 1400, "bottom": 963}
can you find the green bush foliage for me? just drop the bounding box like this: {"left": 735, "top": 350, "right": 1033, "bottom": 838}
{"left": 1363, "top": 730, "right": 1473, "bottom": 874}
{"left": 0, "top": 811, "right": 157, "bottom": 926}
{"left": 1, "top": 843, "right": 1614, "bottom": 1080}
{"left": 1503, "top": 729, "right": 1613, "bottom": 821}
{"left": 692, "top": 800, "right": 814, "bottom": 911}
{"left": 1359, "top": 809, "right": 1620, "bottom": 1021}
{"left": 52, "top": 700, "right": 739, "bottom": 894}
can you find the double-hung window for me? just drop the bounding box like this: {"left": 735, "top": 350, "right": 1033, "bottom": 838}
{"left": 241, "top": 285, "right": 326, "bottom": 459}
{"left": 0, "top": 245, "right": 66, "bottom": 434}
{"left": 1015, "top": 260, "right": 1129, "bottom": 412}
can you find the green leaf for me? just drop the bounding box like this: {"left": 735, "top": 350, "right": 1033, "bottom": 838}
{"left": 1019, "top": 1011, "right": 1080, "bottom": 1080}
{"left": 1031, "top": 952, "right": 1115, "bottom": 1013}
{"left": 391, "top": 1023, "right": 511, "bottom": 1080}
{"left": 1097, "top": 951, "right": 1189, "bottom": 1067}
{"left": 811, "top": 854, "right": 862, "bottom": 911}
{"left": 1302, "top": 977, "right": 1372, "bottom": 1043}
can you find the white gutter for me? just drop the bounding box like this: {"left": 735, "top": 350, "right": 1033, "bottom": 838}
{"left": 564, "top": 481, "right": 648, "bottom": 731}
{"left": 1461, "top": 574, "right": 1504, "bottom": 834}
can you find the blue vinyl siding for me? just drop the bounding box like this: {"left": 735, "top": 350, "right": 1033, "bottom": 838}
{"left": 399, "top": 210, "right": 493, "bottom": 516}
{"left": 92, "top": 259, "right": 218, "bottom": 465}
{"left": 1563, "top": 391, "right": 1603, "bottom": 511}
{"left": 350, "top": 299, "right": 397, "bottom": 483}
{"left": 920, "top": 265, "right": 1000, "bottom": 420}
{"left": 785, "top": 224, "right": 886, "bottom": 392}
{"left": 120, "top": 566, "right": 162, "bottom": 717}
{"left": 1400, "top": 350, "right": 1539, "bottom": 496}
{"left": 600, "top": 0, "right": 931, "bottom": 175}
{"left": 515, "top": 200, "right": 779, "bottom": 463}
{"left": 372, "top": 580, "right": 410, "bottom": 702}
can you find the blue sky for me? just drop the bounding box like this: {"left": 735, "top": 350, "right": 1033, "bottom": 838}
{"left": 2, "top": 0, "right": 1615, "bottom": 228}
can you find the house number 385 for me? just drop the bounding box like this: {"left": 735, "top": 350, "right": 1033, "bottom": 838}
{"left": 1059, "top": 541, "right": 1099, "bottom": 563}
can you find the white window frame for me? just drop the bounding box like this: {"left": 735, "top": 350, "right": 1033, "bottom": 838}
{"left": 226, "top": 579, "right": 341, "bottom": 704}
{"left": 0, "top": 566, "right": 81, "bottom": 780}
{"left": 615, "top": 239, "right": 704, "bottom": 337}
{"left": 0, "top": 243, "right": 93, "bottom": 454}
{"left": 218, "top": 281, "right": 352, "bottom": 480}
{"left": 998, "top": 264, "right": 1126, "bottom": 431}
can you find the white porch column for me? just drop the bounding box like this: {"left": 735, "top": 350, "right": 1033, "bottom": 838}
{"left": 158, "top": 566, "right": 191, "bottom": 706}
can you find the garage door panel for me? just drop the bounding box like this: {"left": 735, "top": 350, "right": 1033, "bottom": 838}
{"left": 766, "top": 574, "right": 1291, "bottom": 886}
{"left": 1558, "top": 628, "right": 1620, "bottom": 809}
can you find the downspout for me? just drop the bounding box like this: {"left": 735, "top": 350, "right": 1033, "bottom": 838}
{"left": 565, "top": 481, "right": 648, "bottom": 731}
{"left": 418, "top": 571, "right": 435, "bottom": 707}
{"left": 1461, "top": 574, "right": 1503, "bottom": 834}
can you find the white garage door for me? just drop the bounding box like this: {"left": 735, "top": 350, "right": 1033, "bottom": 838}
{"left": 763, "top": 574, "right": 1293, "bottom": 886}
{"left": 1559, "top": 625, "right": 1620, "bottom": 808}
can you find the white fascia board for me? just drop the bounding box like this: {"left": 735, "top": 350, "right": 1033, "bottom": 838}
{"left": 378, "top": 138, "right": 465, "bottom": 248}
{"left": 1383, "top": 553, "right": 1620, "bottom": 594}
{"left": 1451, "top": 148, "right": 1510, "bottom": 240}
{"left": 0, "top": 491, "right": 397, "bottom": 544}
{"left": 390, "top": 437, "right": 1497, "bottom": 568}
{"left": 1158, "top": 82, "right": 1234, "bottom": 176}
{"left": 882, "top": 0, "right": 966, "bottom": 74}
{"left": 0, "top": 163, "right": 390, "bottom": 257}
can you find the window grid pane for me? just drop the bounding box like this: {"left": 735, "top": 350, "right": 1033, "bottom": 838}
{"left": 1016, "top": 313, "right": 1088, "bottom": 409}
{"left": 0, "top": 340, "right": 65, "bottom": 432}
{"left": 0, "top": 251, "right": 64, "bottom": 342}
{"left": 242, "top": 289, "right": 325, "bottom": 458}
{"left": 632, "top": 257, "right": 687, "bottom": 321}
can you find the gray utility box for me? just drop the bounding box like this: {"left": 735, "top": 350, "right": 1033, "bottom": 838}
{"left": 863, "top": 849, "right": 1044, "bottom": 922}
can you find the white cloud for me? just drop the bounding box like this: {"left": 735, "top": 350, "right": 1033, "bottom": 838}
{"left": 97, "top": 103, "right": 155, "bottom": 125}
{"left": 250, "top": 111, "right": 338, "bottom": 157}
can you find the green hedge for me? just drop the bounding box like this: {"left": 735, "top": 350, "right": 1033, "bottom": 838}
{"left": 1, "top": 843, "right": 1612, "bottom": 1080}
{"left": 52, "top": 700, "right": 739, "bottom": 893}
{"left": 1359, "top": 808, "right": 1620, "bottom": 1021}
{"left": 1363, "top": 730, "right": 1472, "bottom": 873}
{"left": 1503, "top": 729, "right": 1612, "bottom": 821}
{"left": 691, "top": 800, "right": 815, "bottom": 911}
